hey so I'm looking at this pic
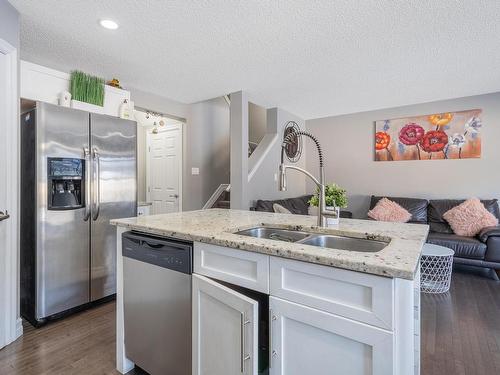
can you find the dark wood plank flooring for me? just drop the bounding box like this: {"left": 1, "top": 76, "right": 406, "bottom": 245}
{"left": 421, "top": 266, "right": 500, "bottom": 375}
{"left": 0, "top": 302, "right": 144, "bottom": 375}
{"left": 1, "top": 268, "right": 499, "bottom": 374}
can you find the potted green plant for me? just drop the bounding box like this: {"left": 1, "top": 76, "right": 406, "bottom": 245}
{"left": 308, "top": 183, "right": 348, "bottom": 225}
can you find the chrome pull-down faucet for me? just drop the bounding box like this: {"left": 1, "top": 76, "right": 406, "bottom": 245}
{"left": 279, "top": 131, "right": 338, "bottom": 227}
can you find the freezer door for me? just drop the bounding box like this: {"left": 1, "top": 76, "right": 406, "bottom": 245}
{"left": 36, "top": 103, "right": 90, "bottom": 319}
{"left": 90, "top": 114, "right": 137, "bottom": 301}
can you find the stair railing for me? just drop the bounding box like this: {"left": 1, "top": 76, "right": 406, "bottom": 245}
{"left": 202, "top": 184, "right": 230, "bottom": 209}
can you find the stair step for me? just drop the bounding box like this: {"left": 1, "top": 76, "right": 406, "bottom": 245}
{"left": 214, "top": 200, "right": 230, "bottom": 209}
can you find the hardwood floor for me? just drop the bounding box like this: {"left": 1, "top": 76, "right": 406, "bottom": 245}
{"left": 1, "top": 267, "right": 499, "bottom": 374}
{"left": 0, "top": 302, "right": 144, "bottom": 375}
{"left": 421, "top": 266, "right": 500, "bottom": 375}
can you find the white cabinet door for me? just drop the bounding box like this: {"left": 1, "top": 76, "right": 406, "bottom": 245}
{"left": 269, "top": 297, "right": 394, "bottom": 375}
{"left": 193, "top": 274, "right": 258, "bottom": 375}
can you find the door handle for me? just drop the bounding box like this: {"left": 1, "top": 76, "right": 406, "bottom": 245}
{"left": 0, "top": 210, "right": 10, "bottom": 222}
{"left": 240, "top": 313, "right": 251, "bottom": 373}
{"left": 83, "top": 147, "right": 91, "bottom": 221}
{"left": 269, "top": 309, "right": 277, "bottom": 368}
{"left": 169, "top": 194, "right": 179, "bottom": 199}
{"left": 92, "top": 147, "right": 101, "bottom": 221}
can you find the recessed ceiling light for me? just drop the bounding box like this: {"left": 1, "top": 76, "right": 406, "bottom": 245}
{"left": 100, "top": 19, "right": 119, "bottom": 30}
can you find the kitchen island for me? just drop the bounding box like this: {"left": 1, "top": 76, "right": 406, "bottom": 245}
{"left": 112, "top": 209, "right": 428, "bottom": 375}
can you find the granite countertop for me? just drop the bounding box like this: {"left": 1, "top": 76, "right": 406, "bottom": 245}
{"left": 111, "top": 209, "right": 429, "bottom": 280}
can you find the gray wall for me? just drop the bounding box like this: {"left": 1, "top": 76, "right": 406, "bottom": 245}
{"left": 248, "top": 102, "right": 267, "bottom": 145}
{"left": 0, "top": 0, "right": 19, "bottom": 48}
{"left": 130, "top": 89, "right": 230, "bottom": 211}
{"left": 306, "top": 92, "right": 500, "bottom": 218}
{"left": 186, "top": 97, "right": 230, "bottom": 211}
{"left": 129, "top": 86, "right": 188, "bottom": 120}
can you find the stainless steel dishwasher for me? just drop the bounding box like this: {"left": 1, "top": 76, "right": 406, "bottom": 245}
{"left": 122, "top": 231, "right": 192, "bottom": 375}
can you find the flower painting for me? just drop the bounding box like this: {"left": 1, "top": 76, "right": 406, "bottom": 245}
{"left": 374, "top": 109, "right": 482, "bottom": 161}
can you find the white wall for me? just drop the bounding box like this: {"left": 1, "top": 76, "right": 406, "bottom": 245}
{"left": 0, "top": 0, "right": 20, "bottom": 345}
{"left": 20, "top": 61, "right": 130, "bottom": 117}
{"left": 0, "top": 0, "right": 19, "bottom": 49}
{"left": 306, "top": 92, "right": 500, "bottom": 218}
{"left": 248, "top": 107, "right": 307, "bottom": 205}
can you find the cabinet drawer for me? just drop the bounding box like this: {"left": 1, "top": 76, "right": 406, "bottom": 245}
{"left": 194, "top": 242, "right": 269, "bottom": 293}
{"left": 270, "top": 257, "right": 394, "bottom": 330}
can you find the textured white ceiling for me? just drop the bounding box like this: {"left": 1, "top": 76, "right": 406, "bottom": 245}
{"left": 9, "top": 0, "right": 500, "bottom": 119}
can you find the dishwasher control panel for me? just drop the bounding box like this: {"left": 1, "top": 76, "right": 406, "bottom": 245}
{"left": 122, "top": 231, "right": 193, "bottom": 274}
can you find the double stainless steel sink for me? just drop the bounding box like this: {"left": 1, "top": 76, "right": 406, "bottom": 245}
{"left": 235, "top": 226, "right": 388, "bottom": 253}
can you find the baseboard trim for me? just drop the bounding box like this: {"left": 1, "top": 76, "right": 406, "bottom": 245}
{"left": 15, "top": 317, "right": 23, "bottom": 340}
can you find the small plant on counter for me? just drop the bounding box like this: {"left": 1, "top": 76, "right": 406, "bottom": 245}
{"left": 309, "top": 183, "right": 348, "bottom": 208}
{"left": 70, "top": 70, "right": 105, "bottom": 106}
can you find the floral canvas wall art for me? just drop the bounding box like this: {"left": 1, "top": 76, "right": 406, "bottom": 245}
{"left": 374, "top": 109, "right": 482, "bottom": 161}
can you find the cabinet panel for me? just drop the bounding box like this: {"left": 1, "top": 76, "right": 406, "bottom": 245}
{"left": 270, "top": 257, "right": 394, "bottom": 329}
{"left": 192, "top": 274, "right": 258, "bottom": 375}
{"left": 269, "top": 297, "right": 394, "bottom": 375}
{"left": 194, "top": 242, "right": 269, "bottom": 293}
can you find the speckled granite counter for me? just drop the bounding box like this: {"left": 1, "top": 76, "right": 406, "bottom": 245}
{"left": 111, "top": 209, "right": 429, "bottom": 280}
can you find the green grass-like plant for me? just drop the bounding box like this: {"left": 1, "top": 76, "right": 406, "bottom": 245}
{"left": 70, "top": 70, "right": 105, "bottom": 106}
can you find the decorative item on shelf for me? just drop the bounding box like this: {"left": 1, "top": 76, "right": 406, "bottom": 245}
{"left": 283, "top": 121, "right": 302, "bottom": 162}
{"left": 374, "top": 108, "right": 482, "bottom": 161}
{"left": 107, "top": 78, "right": 122, "bottom": 89}
{"left": 308, "top": 184, "right": 347, "bottom": 226}
{"left": 119, "top": 99, "right": 131, "bottom": 119}
{"left": 58, "top": 91, "right": 71, "bottom": 107}
{"left": 70, "top": 70, "right": 105, "bottom": 107}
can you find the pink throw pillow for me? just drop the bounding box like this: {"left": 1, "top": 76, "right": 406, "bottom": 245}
{"left": 367, "top": 198, "right": 412, "bottom": 223}
{"left": 443, "top": 198, "right": 498, "bottom": 237}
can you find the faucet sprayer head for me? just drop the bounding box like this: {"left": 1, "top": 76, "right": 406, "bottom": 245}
{"left": 279, "top": 163, "right": 287, "bottom": 191}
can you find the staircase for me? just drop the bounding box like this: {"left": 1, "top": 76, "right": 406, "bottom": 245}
{"left": 213, "top": 189, "right": 230, "bottom": 208}
{"left": 203, "top": 184, "right": 231, "bottom": 209}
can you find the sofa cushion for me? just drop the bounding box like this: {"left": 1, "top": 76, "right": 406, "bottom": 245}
{"left": 254, "top": 195, "right": 312, "bottom": 215}
{"left": 426, "top": 232, "right": 487, "bottom": 260}
{"left": 367, "top": 198, "right": 412, "bottom": 222}
{"left": 369, "top": 196, "right": 428, "bottom": 223}
{"left": 428, "top": 199, "right": 500, "bottom": 234}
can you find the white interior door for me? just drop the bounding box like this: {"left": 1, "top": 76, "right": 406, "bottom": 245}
{"left": 146, "top": 126, "right": 182, "bottom": 214}
{"left": 192, "top": 274, "right": 258, "bottom": 375}
{"left": 0, "top": 41, "right": 20, "bottom": 349}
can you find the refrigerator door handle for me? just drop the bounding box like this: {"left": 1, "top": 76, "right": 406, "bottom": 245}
{"left": 83, "top": 147, "right": 91, "bottom": 221}
{"left": 92, "top": 147, "right": 101, "bottom": 221}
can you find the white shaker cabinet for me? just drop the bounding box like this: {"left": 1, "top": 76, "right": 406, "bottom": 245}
{"left": 192, "top": 274, "right": 259, "bottom": 375}
{"left": 191, "top": 242, "right": 417, "bottom": 375}
{"left": 269, "top": 296, "right": 394, "bottom": 375}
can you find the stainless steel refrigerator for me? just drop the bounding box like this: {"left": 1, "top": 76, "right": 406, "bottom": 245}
{"left": 20, "top": 102, "right": 137, "bottom": 326}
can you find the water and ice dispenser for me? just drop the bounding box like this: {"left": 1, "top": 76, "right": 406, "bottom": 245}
{"left": 47, "top": 158, "right": 85, "bottom": 210}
